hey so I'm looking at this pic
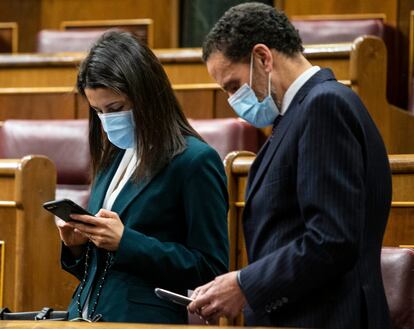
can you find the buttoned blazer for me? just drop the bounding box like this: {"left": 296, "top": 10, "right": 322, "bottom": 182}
{"left": 239, "top": 69, "right": 392, "bottom": 329}
{"left": 62, "top": 136, "right": 229, "bottom": 323}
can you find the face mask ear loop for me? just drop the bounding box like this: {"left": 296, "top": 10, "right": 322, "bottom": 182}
{"left": 268, "top": 72, "right": 271, "bottom": 97}
{"left": 249, "top": 53, "right": 253, "bottom": 87}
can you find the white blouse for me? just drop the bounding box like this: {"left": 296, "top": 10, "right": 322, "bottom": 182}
{"left": 82, "top": 147, "right": 138, "bottom": 319}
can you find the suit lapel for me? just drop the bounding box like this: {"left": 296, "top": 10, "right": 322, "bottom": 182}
{"left": 87, "top": 150, "right": 125, "bottom": 214}
{"left": 245, "top": 68, "right": 336, "bottom": 203}
{"left": 110, "top": 175, "right": 153, "bottom": 218}
{"left": 245, "top": 106, "right": 297, "bottom": 202}
{"left": 88, "top": 149, "right": 157, "bottom": 219}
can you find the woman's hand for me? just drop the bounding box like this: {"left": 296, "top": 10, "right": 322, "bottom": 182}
{"left": 55, "top": 218, "right": 89, "bottom": 257}
{"left": 56, "top": 218, "right": 89, "bottom": 247}
{"left": 68, "top": 209, "right": 125, "bottom": 251}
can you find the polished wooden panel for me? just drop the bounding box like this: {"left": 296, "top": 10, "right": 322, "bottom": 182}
{"left": 174, "top": 83, "right": 232, "bottom": 119}
{"left": 0, "top": 84, "right": 233, "bottom": 121}
{"left": 383, "top": 206, "right": 414, "bottom": 246}
{"left": 0, "top": 44, "right": 347, "bottom": 87}
{"left": 0, "top": 0, "right": 177, "bottom": 51}
{"left": 408, "top": 10, "right": 414, "bottom": 111}
{"left": 0, "top": 22, "right": 18, "bottom": 53}
{"left": 0, "top": 87, "right": 76, "bottom": 120}
{"left": 349, "top": 36, "right": 414, "bottom": 154}
{"left": 384, "top": 154, "right": 414, "bottom": 246}
{"left": 280, "top": 1, "right": 397, "bottom": 24}
{"left": 41, "top": 0, "right": 176, "bottom": 48}
{"left": 0, "top": 1, "right": 41, "bottom": 52}
{"left": 0, "top": 240, "right": 3, "bottom": 307}
{"left": 0, "top": 156, "right": 77, "bottom": 311}
{"left": 60, "top": 19, "right": 154, "bottom": 48}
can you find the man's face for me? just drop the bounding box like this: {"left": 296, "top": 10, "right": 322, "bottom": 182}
{"left": 206, "top": 51, "right": 269, "bottom": 101}
{"left": 206, "top": 52, "right": 249, "bottom": 97}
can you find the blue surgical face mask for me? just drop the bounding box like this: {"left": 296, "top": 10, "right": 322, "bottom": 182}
{"left": 98, "top": 110, "right": 135, "bottom": 149}
{"left": 228, "top": 54, "right": 279, "bottom": 128}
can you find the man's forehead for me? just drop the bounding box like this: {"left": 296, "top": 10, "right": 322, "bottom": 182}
{"left": 206, "top": 52, "right": 247, "bottom": 83}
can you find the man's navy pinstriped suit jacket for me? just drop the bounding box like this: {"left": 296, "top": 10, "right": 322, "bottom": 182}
{"left": 239, "top": 69, "right": 392, "bottom": 329}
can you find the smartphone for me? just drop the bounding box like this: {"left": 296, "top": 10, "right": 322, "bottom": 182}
{"left": 154, "top": 288, "right": 193, "bottom": 306}
{"left": 43, "top": 199, "right": 94, "bottom": 223}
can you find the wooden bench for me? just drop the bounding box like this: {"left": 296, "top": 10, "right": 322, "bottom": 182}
{"left": 0, "top": 156, "right": 77, "bottom": 311}
{"left": 60, "top": 18, "right": 154, "bottom": 48}
{"left": 224, "top": 152, "right": 414, "bottom": 263}
{"left": 385, "top": 154, "right": 414, "bottom": 246}
{"left": 0, "top": 36, "right": 413, "bottom": 152}
{"left": 0, "top": 84, "right": 233, "bottom": 121}
{"left": 0, "top": 22, "right": 17, "bottom": 53}
{"left": 224, "top": 151, "right": 414, "bottom": 327}
{"left": 291, "top": 13, "right": 386, "bottom": 44}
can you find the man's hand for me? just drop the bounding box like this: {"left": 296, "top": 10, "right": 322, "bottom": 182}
{"left": 188, "top": 271, "right": 247, "bottom": 323}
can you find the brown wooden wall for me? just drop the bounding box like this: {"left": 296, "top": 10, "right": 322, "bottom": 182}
{"left": 0, "top": 0, "right": 178, "bottom": 52}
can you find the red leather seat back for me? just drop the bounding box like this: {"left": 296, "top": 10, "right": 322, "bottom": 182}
{"left": 36, "top": 30, "right": 104, "bottom": 53}
{"left": 292, "top": 18, "right": 384, "bottom": 44}
{"left": 189, "top": 118, "right": 265, "bottom": 159}
{"left": 381, "top": 247, "right": 414, "bottom": 329}
{"left": 0, "top": 119, "right": 90, "bottom": 185}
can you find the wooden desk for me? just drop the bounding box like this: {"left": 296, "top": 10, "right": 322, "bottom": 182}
{"left": 0, "top": 320, "right": 296, "bottom": 328}
{"left": 0, "top": 49, "right": 214, "bottom": 87}
{"left": 0, "top": 38, "right": 414, "bottom": 153}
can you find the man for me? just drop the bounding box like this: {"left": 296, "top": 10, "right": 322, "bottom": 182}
{"left": 187, "top": 3, "right": 392, "bottom": 329}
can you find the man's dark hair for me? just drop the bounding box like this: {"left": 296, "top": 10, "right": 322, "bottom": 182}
{"left": 202, "top": 2, "right": 303, "bottom": 62}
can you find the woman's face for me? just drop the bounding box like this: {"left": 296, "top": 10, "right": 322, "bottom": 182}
{"left": 85, "top": 87, "right": 133, "bottom": 114}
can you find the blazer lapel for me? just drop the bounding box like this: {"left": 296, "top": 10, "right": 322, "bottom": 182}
{"left": 245, "top": 68, "right": 336, "bottom": 203}
{"left": 110, "top": 175, "right": 154, "bottom": 219}
{"left": 87, "top": 150, "right": 125, "bottom": 214}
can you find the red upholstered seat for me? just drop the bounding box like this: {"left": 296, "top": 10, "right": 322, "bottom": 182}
{"left": 36, "top": 30, "right": 104, "bottom": 53}
{"left": 189, "top": 118, "right": 265, "bottom": 159}
{"left": 291, "top": 18, "right": 385, "bottom": 44}
{"left": 0, "top": 120, "right": 90, "bottom": 207}
{"left": 381, "top": 247, "right": 414, "bottom": 329}
{"left": 0, "top": 118, "right": 263, "bottom": 207}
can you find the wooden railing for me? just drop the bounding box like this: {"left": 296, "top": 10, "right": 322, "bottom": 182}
{"left": 0, "top": 156, "right": 77, "bottom": 311}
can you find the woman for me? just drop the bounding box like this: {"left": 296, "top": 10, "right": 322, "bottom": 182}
{"left": 56, "top": 31, "right": 229, "bottom": 323}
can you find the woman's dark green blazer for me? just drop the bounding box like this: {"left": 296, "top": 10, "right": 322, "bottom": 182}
{"left": 62, "top": 136, "right": 229, "bottom": 323}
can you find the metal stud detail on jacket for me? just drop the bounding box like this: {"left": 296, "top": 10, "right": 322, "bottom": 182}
{"left": 75, "top": 242, "right": 114, "bottom": 321}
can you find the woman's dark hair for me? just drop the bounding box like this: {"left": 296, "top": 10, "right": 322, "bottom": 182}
{"left": 77, "top": 30, "right": 203, "bottom": 181}
{"left": 202, "top": 2, "right": 304, "bottom": 63}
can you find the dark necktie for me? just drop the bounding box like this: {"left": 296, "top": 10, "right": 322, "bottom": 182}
{"left": 248, "top": 114, "right": 284, "bottom": 188}
{"left": 269, "top": 114, "right": 283, "bottom": 142}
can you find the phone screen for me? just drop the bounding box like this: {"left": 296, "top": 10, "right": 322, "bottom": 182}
{"left": 154, "top": 288, "right": 193, "bottom": 306}
{"left": 43, "top": 199, "right": 94, "bottom": 223}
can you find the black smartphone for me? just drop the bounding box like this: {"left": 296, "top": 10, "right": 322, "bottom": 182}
{"left": 43, "top": 199, "right": 94, "bottom": 223}
{"left": 154, "top": 288, "right": 193, "bottom": 306}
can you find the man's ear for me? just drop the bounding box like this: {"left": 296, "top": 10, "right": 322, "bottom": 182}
{"left": 252, "top": 44, "right": 273, "bottom": 73}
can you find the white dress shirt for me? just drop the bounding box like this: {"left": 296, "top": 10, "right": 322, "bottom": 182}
{"left": 280, "top": 66, "right": 321, "bottom": 115}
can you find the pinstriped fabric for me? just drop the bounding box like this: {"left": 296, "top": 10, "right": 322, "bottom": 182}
{"left": 239, "top": 69, "right": 391, "bottom": 329}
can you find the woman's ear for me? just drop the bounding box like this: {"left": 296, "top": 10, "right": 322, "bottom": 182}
{"left": 252, "top": 44, "right": 273, "bottom": 73}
